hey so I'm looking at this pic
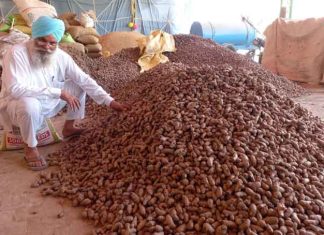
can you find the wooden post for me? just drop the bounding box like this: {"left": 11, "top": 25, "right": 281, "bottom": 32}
{"left": 280, "top": 7, "right": 287, "bottom": 18}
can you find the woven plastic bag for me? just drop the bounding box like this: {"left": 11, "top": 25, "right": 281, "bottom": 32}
{"left": 0, "top": 119, "right": 61, "bottom": 151}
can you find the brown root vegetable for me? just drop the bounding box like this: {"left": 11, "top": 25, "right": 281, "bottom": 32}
{"left": 43, "top": 35, "right": 323, "bottom": 234}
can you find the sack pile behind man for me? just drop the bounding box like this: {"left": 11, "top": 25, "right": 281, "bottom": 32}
{"left": 60, "top": 12, "right": 102, "bottom": 58}
{"left": 100, "top": 31, "right": 145, "bottom": 57}
{"left": 13, "top": 0, "right": 57, "bottom": 26}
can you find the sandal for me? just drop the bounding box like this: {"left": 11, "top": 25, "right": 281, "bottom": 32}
{"left": 24, "top": 155, "right": 48, "bottom": 171}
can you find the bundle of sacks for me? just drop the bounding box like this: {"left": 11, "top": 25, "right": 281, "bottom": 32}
{"left": 0, "top": 14, "right": 31, "bottom": 35}
{"left": 59, "top": 11, "right": 102, "bottom": 58}
{"left": 0, "top": 28, "right": 30, "bottom": 68}
{"left": 13, "top": 0, "right": 57, "bottom": 26}
{"left": 100, "top": 31, "right": 145, "bottom": 56}
{"left": 0, "top": 1, "right": 77, "bottom": 53}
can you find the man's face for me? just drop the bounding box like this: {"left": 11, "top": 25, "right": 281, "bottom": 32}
{"left": 29, "top": 35, "right": 58, "bottom": 67}
{"left": 34, "top": 35, "right": 58, "bottom": 53}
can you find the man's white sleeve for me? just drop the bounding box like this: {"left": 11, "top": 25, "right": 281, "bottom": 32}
{"left": 64, "top": 54, "right": 114, "bottom": 106}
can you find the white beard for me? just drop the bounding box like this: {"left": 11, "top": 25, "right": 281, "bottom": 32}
{"left": 27, "top": 41, "right": 56, "bottom": 68}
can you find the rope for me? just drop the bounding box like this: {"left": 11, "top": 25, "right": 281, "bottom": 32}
{"left": 67, "top": 0, "right": 73, "bottom": 12}
{"left": 160, "top": 7, "right": 171, "bottom": 32}
{"left": 97, "top": 0, "right": 117, "bottom": 19}
{"left": 96, "top": 21, "right": 108, "bottom": 34}
{"left": 92, "top": 0, "right": 96, "bottom": 16}
{"left": 150, "top": 6, "right": 172, "bottom": 34}
{"left": 3, "top": 5, "right": 16, "bottom": 21}
{"left": 97, "top": 17, "right": 131, "bottom": 23}
{"left": 97, "top": 17, "right": 173, "bottom": 24}
{"left": 70, "top": 0, "right": 87, "bottom": 14}
{"left": 91, "top": 0, "right": 97, "bottom": 28}
{"left": 131, "top": 0, "right": 136, "bottom": 23}
{"left": 130, "top": 0, "right": 136, "bottom": 30}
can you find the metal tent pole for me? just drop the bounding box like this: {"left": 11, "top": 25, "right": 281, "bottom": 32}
{"left": 289, "top": 0, "right": 293, "bottom": 19}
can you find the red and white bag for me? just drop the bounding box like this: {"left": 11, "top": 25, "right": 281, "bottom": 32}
{"left": 0, "top": 118, "right": 61, "bottom": 150}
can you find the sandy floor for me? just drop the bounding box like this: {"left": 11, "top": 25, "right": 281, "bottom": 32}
{"left": 0, "top": 117, "right": 93, "bottom": 235}
{"left": 0, "top": 84, "right": 324, "bottom": 235}
{"left": 292, "top": 84, "right": 324, "bottom": 120}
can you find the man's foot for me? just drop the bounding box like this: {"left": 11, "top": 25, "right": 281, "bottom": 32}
{"left": 62, "top": 127, "right": 86, "bottom": 139}
{"left": 24, "top": 146, "right": 48, "bottom": 171}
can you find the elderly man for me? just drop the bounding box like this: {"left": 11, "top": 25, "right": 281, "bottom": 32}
{"left": 0, "top": 16, "right": 128, "bottom": 171}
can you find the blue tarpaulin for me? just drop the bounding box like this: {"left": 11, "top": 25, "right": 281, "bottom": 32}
{"left": 0, "top": 0, "right": 179, "bottom": 35}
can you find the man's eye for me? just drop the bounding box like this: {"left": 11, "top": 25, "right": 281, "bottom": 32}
{"left": 37, "top": 39, "right": 57, "bottom": 46}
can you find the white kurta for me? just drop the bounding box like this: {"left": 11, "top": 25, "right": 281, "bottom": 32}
{"left": 0, "top": 42, "right": 114, "bottom": 147}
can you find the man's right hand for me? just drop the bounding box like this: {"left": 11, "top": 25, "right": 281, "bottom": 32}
{"left": 60, "top": 90, "right": 81, "bottom": 111}
{"left": 109, "top": 100, "right": 130, "bottom": 112}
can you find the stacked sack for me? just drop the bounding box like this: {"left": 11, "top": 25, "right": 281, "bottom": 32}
{"left": 0, "top": 14, "right": 31, "bottom": 35}
{"left": 100, "top": 31, "right": 145, "bottom": 56}
{"left": 0, "top": 26, "right": 30, "bottom": 68}
{"left": 8, "top": 14, "right": 31, "bottom": 35}
{"left": 59, "top": 12, "right": 102, "bottom": 58}
{"left": 57, "top": 12, "right": 85, "bottom": 54}
{"left": 13, "top": 0, "right": 57, "bottom": 26}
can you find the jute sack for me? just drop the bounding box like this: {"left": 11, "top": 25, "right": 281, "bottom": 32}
{"left": 13, "top": 0, "right": 57, "bottom": 26}
{"left": 67, "top": 19, "right": 81, "bottom": 27}
{"left": 76, "top": 34, "right": 99, "bottom": 44}
{"left": 60, "top": 42, "right": 85, "bottom": 54}
{"left": 8, "top": 14, "right": 28, "bottom": 26}
{"left": 58, "top": 12, "right": 77, "bottom": 20}
{"left": 262, "top": 17, "right": 324, "bottom": 83}
{"left": 0, "top": 32, "right": 8, "bottom": 37}
{"left": 67, "top": 26, "right": 99, "bottom": 40}
{"left": 0, "top": 29, "right": 30, "bottom": 67}
{"left": 13, "top": 25, "right": 32, "bottom": 35}
{"left": 137, "top": 30, "right": 176, "bottom": 73}
{"left": 82, "top": 28, "right": 99, "bottom": 37}
{"left": 62, "top": 19, "right": 71, "bottom": 30}
{"left": 100, "top": 31, "right": 144, "bottom": 55}
{"left": 67, "top": 26, "right": 84, "bottom": 39}
{"left": 0, "top": 119, "right": 61, "bottom": 151}
{"left": 87, "top": 51, "right": 102, "bottom": 58}
{"left": 58, "top": 12, "right": 80, "bottom": 28}
{"left": 85, "top": 43, "right": 102, "bottom": 53}
{"left": 79, "top": 11, "right": 95, "bottom": 28}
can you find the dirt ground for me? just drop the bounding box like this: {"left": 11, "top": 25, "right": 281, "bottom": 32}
{"left": 0, "top": 84, "right": 324, "bottom": 235}
{"left": 0, "top": 117, "right": 93, "bottom": 235}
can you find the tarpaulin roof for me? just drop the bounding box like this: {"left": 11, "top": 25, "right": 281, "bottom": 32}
{"left": 0, "top": 0, "right": 179, "bottom": 35}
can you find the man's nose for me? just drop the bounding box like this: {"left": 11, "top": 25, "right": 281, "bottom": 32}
{"left": 43, "top": 44, "right": 52, "bottom": 49}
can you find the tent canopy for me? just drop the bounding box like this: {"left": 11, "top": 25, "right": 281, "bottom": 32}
{"left": 0, "top": 0, "right": 179, "bottom": 35}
